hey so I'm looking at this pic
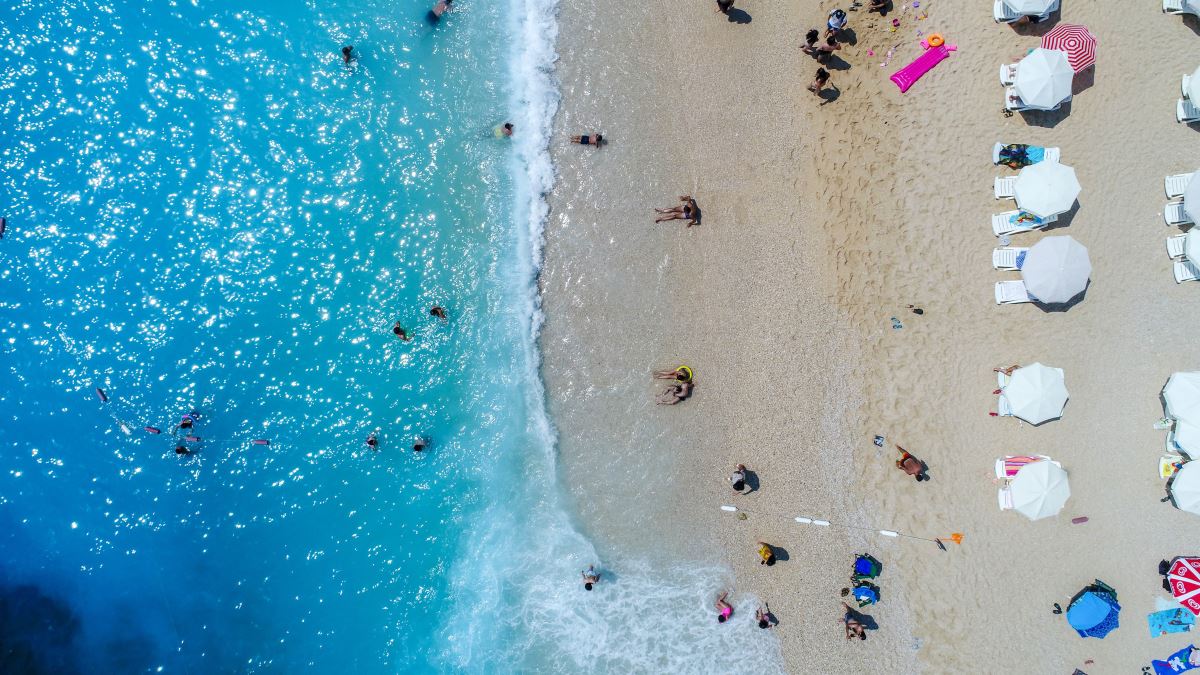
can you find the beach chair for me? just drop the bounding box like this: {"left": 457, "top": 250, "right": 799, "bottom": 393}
{"left": 1175, "top": 260, "right": 1200, "bottom": 283}
{"left": 1167, "top": 173, "right": 1194, "bottom": 199}
{"left": 994, "top": 0, "right": 1020, "bottom": 22}
{"left": 1179, "top": 99, "right": 1200, "bottom": 124}
{"left": 1005, "top": 87, "right": 1031, "bottom": 112}
{"left": 996, "top": 392, "right": 1014, "bottom": 417}
{"left": 994, "top": 176, "right": 1017, "bottom": 199}
{"left": 1165, "top": 0, "right": 1186, "bottom": 13}
{"left": 992, "top": 211, "right": 1054, "bottom": 237}
{"left": 1166, "top": 201, "right": 1195, "bottom": 226}
{"left": 1168, "top": 234, "right": 1187, "bottom": 259}
{"left": 1044, "top": 147, "right": 1061, "bottom": 162}
{"left": 1162, "top": 455, "right": 1185, "bottom": 479}
{"left": 995, "top": 280, "right": 1032, "bottom": 304}
{"left": 998, "top": 486, "right": 1014, "bottom": 510}
{"left": 993, "top": 247, "right": 1029, "bottom": 270}
{"left": 995, "top": 455, "right": 1052, "bottom": 480}
{"left": 999, "top": 63, "right": 1018, "bottom": 86}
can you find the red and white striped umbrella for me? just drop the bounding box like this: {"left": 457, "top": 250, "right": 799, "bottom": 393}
{"left": 1168, "top": 557, "right": 1200, "bottom": 616}
{"left": 1041, "top": 24, "right": 1097, "bottom": 72}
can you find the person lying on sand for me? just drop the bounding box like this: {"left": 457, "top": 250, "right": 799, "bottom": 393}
{"left": 656, "top": 381, "right": 693, "bottom": 405}
{"left": 894, "top": 445, "right": 927, "bottom": 482}
{"left": 654, "top": 196, "right": 699, "bottom": 226}
{"left": 570, "top": 134, "right": 603, "bottom": 147}
{"left": 840, "top": 602, "right": 867, "bottom": 640}
{"left": 715, "top": 591, "right": 734, "bottom": 623}
{"left": 653, "top": 366, "right": 692, "bottom": 382}
{"left": 756, "top": 604, "right": 775, "bottom": 629}
{"left": 867, "top": 0, "right": 888, "bottom": 12}
{"left": 994, "top": 364, "right": 1019, "bottom": 376}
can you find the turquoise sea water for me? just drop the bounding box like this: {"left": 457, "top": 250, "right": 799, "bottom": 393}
{"left": 0, "top": 0, "right": 539, "bottom": 671}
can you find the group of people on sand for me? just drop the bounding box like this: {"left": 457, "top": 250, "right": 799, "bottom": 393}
{"left": 653, "top": 366, "right": 695, "bottom": 405}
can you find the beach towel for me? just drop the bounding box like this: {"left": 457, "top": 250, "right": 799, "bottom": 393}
{"left": 1152, "top": 644, "right": 1200, "bottom": 674}
{"left": 1002, "top": 455, "right": 1042, "bottom": 477}
{"left": 1150, "top": 608, "right": 1196, "bottom": 638}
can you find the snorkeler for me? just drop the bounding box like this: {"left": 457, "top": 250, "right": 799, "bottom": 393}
{"left": 582, "top": 565, "right": 600, "bottom": 590}
{"left": 393, "top": 322, "right": 411, "bottom": 341}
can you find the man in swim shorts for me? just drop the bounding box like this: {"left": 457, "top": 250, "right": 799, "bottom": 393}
{"left": 894, "top": 444, "right": 927, "bottom": 481}
{"left": 581, "top": 565, "right": 600, "bottom": 591}
{"left": 730, "top": 463, "right": 747, "bottom": 493}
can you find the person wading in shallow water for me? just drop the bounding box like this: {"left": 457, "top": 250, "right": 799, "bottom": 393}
{"left": 581, "top": 565, "right": 600, "bottom": 590}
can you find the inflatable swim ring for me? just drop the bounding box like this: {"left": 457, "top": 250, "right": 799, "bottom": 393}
{"left": 676, "top": 365, "right": 694, "bottom": 382}
{"left": 927, "top": 33, "right": 944, "bottom": 48}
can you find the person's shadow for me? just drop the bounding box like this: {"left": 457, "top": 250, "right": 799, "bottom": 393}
{"left": 742, "top": 468, "right": 761, "bottom": 494}
{"left": 819, "top": 85, "right": 841, "bottom": 106}
{"left": 845, "top": 605, "right": 879, "bottom": 631}
{"left": 764, "top": 544, "right": 790, "bottom": 564}
{"left": 726, "top": 8, "right": 752, "bottom": 23}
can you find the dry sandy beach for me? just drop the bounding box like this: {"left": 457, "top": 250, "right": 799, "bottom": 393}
{"left": 541, "top": 0, "right": 1200, "bottom": 672}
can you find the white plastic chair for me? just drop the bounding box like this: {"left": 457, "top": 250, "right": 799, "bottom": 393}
{"left": 992, "top": 211, "right": 1055, "bottom": 237}
{"left": 995, "top": 455, "right": 1053, "bottom": 480}
{"left": 1168, "top": 234, "right": 1187, "bottom": 259}
{"left": 1179, "top": 99, "right": 1200, "bottom": 124}
{"left": 994, "top": 176, "right": 1017, "bottom": 199}
{"left": 1167, "top": 173, "right": 1194, "bottom": 199}
{"left": 993, "top": 247, "right": 1029, "bottom": 270}
{"left": 995, "top": 280, "right": 1032, "bottom": 304}
{"left": 1043, "top": 147, "right": 1061, "bottom": 162}
{"left": 1166, "top": 201, "right": 1194, "bottom": 226}
{"left": 1165, "top": 0, "right": 1186, "bottom": 14}
{"left": 998, "top": 486, "right": 1014, "bottom": 510}
{"left": 1175, "top": 260, "right": 1200, "bottom": 283}
{"left": 994, "top": 0, "right": 1019, "bottom": 22}
{"left": 1005, "top": 87, "right": 1031, "bottom": 112}
{"left": 1000, "top": 63, "right": 1018, "bottom": 86}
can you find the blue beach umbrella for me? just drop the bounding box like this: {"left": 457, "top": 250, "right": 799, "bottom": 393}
{"left": 1066, "top": 589, "right": 1121, "bottom": 639}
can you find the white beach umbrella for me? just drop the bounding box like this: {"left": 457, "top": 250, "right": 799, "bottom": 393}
{"left": 1014, "top": 49, "right": 1075, "bottom": 111}
{"left": 1175, "top": 421, "right": 1200, "bottom": 459}
{"left": 1003, "top": 0, "right": 1055, "bottom": 14}
{"left": 1186, "top": 229, "right": 1200, "bottom": 263}
{"left": 1014, "top": 161, "right": 1081, "bottom": 218}
{"left": 1004, "top": 363, "right": 1069, "bottom": 424}
{"left": 1185, "top": 172, "right": 1200, "bottom": 225}
{"left": 1188, "top": 66, "right": 1200, "bottom": 104}
{"left": 1010, "top": 460, "right": 1070, "bottom": 521}
{"left": 1020, "top": 236, "right": 1091, "bottom": 303}
{"left": 1166, "top": 372, "right": 1200, "bottom": 425}
{"left": 1170, "top": 461, "right": 1200, "bottom": 516}
{"left": 1185, "top": 0, "right": 1200, "bottom": 16}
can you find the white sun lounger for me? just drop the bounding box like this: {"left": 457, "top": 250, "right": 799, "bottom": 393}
{"left": 1179, "top": 99, "right": 1200, "bottom": 124}
{"left": 994, "top": 456, "right": 1055, "bottom": 480}
{"left": 1044, "top": 147, "right": 1061, "bottom": 162}
{"left": 995, "top": 280, "right": 1032, "bottom": 304}
{"left": 1167, "top": 173, "right": 1194, "bottom": 199}
{"left": 992, "top": 211, "right": 1055, "bottom": 237}
{"left": 993, "top": 247, "right": 1029, "bottom": 270}
{"left": 994, "top": 176, "right": 1017, "bottom": 199}
{"left": 998, "top": 486, "right": 1014, "bottom": 510}
{"left": 1000, "top": 63, "right": 1018, "bottom": 86}
{"left": 1166, "top": 201, "right": 1194, "bottom": 226}
{"left": 1165, "top": 0, "right": 1186, "bottom": 13}
{"left": 1005, "top": 87, "right": 1032, "bottom": 112}
{"left": 1168, "top": 234, "right": 1188, "bottom": 259}
{"left": 1175, "top": 260, "right": 1200, "bottom": 283}
{"left": 994, "top": 0, "right": 1020, "bottom": 22}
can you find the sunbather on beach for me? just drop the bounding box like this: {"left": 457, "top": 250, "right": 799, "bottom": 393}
{"left": 656, "top": 381, "right": 693, "bottom": 405}
{"left": 808, "top": 68, "right": 830, "bottom": 96}
{"left": 570, "top": 134, "right": 603, "bottom": 147}
{"left": 867, "top": 0, "right": 888, "bottom": 11}
{"left": 653, "top": 366, "right": 692, "bottom": 382}
{"left": 716, "top": 0, "right": 734, "bottom": 13}
{"left": 715, "top": 591, "right": 734, "bottom": 623}
{"left": 654, "top": 196, "right": 699, "bottom": 226}
{"left": 840, "top": 602, "right": 867, "bottom": 640}
{"left": 894, "top": 445, "right": 927, "bottom": 482}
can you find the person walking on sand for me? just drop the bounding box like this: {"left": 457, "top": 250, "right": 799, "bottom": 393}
{"left": 808, "top": 68, "right": 831, "bottom": 96}
{"left": 715, "top": 591, "right": 734, "bottom": 623}
{"left": 730, "top": 463, "right": 747, "bottom": 493}
{"left": 582, "top": 565, "right": 600, "bottom": 590}
{"left": 716, "top": 0, "right": 734, "bottom": 13}
{"left": 654, "top": 196, "right": 699, "bottom": 226}
{"left": 816, "top": 36, "right": 842, "bottom": 62}
{"left": 894, "top": 444, "right": 927, "bottom": 481}
{"left": 393, "top": 321, "right": 411, "bottom": 341}
{"left": 801, "top": 29, "right": 820, "bottom": 57}
{"left": 826, "top": 8, "right": 848, "bottom": 38}
{"left": 756, "top": 541, "right": 777, "bottom": 566}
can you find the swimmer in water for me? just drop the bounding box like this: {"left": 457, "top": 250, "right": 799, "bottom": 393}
{"left": 570, "top": 133, "right": 604, "bottom": 147}
{"left": 429, "top": 306, "right": 448, "bottom": 321}
{"left": 173, "top": 412, "right": 197, "bottom": 436}
{"left": 392, "top": 322, "right": 411, "bottom": 341}
{"left": 175, "top": 445, "right": 191, "bottom": 455}
{"left": 582, "top": 565, "right": 600, "bottom": 590}
{"left": 715, "top": 591, "right": 734, "bottom": 623}
{"left": 429, "top": 0, "right": 453, "bottom": 21}
{"left": 366, "top": 433, "right": 379, "bottom": 450}
{"left": 413, "top": 437, "right": 427, "bottom": 452}
{"left": 0, "top": 217, "right": 6, "bottom": 239}
{"left": 501, "top": 123, "right": 514, "bottom": 137}
{"left": 342, "top": 46, "right": 354, "bottom": 64}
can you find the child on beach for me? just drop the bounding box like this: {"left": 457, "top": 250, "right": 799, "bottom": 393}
{"left": 808, "top": 68, "right": 830, "bottom": 96}
{"left": 582, "top": 565, "right": 600, "bottom": 590}
{"left": 801, "top": 29, "right": 820, "bottom": 57}
{"left": 756, "top": 604, "right": 775, "bottom": 629}
{"left": 894, "top": 444, "right": 927, "bottom": 481}
{"left": 715, "top": 591, "right": 734, "bottom": 623}
{"left": 756, "top": 541, "right": 776, "bottom": 566}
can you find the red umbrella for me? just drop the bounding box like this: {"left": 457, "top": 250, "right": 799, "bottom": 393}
{"left": 1168, "top": 557, "right": 1200, "bottom": 616}
{"left": 1041, "top": 24, "right": 1097, "bottom": 72}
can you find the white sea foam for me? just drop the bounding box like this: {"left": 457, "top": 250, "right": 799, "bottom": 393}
{"left": 435, "top": 0, "right": 785, "bottom": 672}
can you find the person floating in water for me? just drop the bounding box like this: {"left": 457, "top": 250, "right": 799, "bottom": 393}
{"left": 366, "top": 433, "right": 379, "bottom": 450}
{"left": 175, "top": 444, "right": 192, "bottom": 455}
{"left": 392, "top": 322, "right": 411, "bottom": 341}
{"left": 570, "top": 133, "right": 603, "bottom": 148}
{"left": 428, "top": 0, "right": 453, "bottom": 22}
{"left": 501, "top": 123, "right": 514, "bottom": 137}
{"left": 413, "top": 437, "right": 427, "bottom": 452}
{"left": 581, "top": 565, "right": 600, "bottom": 591}
{"left": 342, "top": 46, "right": 354, "bottom": 64}
{"left": 429, "top": 306, "right": 447, "bottom": 321}
{"left": 173, "top": 412, "right": 198, "bottom": 436}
